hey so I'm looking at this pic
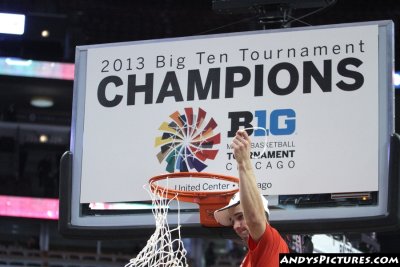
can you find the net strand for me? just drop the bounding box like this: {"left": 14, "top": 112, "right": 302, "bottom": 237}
{"left": 127, "top": 127, "right": 265, "bottom": 266}
{"left": 243, "top": 127, "right": 268, "bottom": 158}
{"left": 125, "top": 181, "right": 189, "bottom": 267}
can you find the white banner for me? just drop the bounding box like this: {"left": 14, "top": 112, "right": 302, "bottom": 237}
{"left": 79, "top": 24, "right": 379, "bottom": 203}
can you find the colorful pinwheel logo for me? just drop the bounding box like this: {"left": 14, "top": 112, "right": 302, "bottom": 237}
{"left": 155, "top": 107, "right": 221, "bottom": 173}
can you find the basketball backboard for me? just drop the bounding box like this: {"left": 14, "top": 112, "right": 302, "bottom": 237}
{"left": 59, "top": 20, "right": 399, "bottom": 238}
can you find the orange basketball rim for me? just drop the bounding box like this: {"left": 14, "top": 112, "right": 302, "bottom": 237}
{"left": 149, "top": 172, "right": 239, "bottom": 227}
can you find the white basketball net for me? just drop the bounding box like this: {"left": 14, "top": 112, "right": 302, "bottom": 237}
{"left": 125, "top": 182, "right": 189, "bottom": 267}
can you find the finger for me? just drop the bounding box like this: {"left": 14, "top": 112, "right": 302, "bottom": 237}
{"left": 241, "top": 130, "right": 251, "bottom": 142}
{"left": 233, "top": 135, "right": 246, "bottom": 145}
{"left": 236, "top": 129, "right": 246, "bottom": 136}
{"left": 231, "top": 137, "right": 243, "bottom": 147}
{"left": 237, "top": 130, "right": 251, "bottom": 141}
{"left": 236, "top": 129, "right": 250, "bottom": 141}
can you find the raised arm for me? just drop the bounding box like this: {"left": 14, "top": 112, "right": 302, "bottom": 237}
{"left": 231, "top": 130, "right": 267, "bottom": 241}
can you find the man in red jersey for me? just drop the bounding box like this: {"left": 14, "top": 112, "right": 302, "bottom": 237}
{"left": 214, "top": 130, "right": 289, "bottom": 267}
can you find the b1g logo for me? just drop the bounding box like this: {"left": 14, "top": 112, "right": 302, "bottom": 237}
{"left": 155, "top": 107, "right": 220, "bottom": 173}
{"left": 227, "top": 109, "right": 296, "bottom": 137}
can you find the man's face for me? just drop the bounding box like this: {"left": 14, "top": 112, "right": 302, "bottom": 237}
{"left": 228, "top": 204, "right": 249, "bottom": 243}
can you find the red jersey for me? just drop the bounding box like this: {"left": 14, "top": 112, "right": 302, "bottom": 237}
{"left": 240, "top": 224, "right": 289, "bottom": 267}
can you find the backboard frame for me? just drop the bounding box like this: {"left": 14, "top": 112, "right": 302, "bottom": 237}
{"left": 59, "top": 20, "right": 398, "bottom": 239}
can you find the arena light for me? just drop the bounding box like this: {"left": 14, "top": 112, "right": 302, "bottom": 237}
{"left": 0, "top": 195, "right": 59, "bottom": 220}
{"left": 394, "top": 72, "right": 400, "bottom": 89}
{"left": 41, "top": 29, "right": 50, "bottom": 38}
{"left": 5, "top": 57, "right": 32, "bottom": 66}
{"left": 0, "top": 12, "right": 25, "bottom": 35}
{"left": 39, "top": 134, "right": 49, "bottom": 143}
{"left": 30, "top": 96, "right": 54, "bottom": 108}
{"left": 0, "top": 57, "right": 75, "bottom": 80}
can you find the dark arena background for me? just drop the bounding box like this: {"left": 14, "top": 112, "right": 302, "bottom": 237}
{"left": 0, "top": 1, "right": 399, "bottom": 267}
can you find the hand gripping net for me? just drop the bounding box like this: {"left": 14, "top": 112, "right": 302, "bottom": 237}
{"left": 125, "top": 182, "right": 189, "bottom": 267}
